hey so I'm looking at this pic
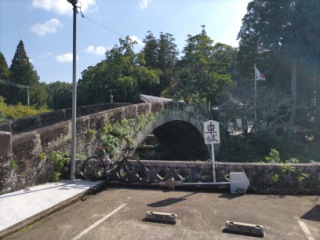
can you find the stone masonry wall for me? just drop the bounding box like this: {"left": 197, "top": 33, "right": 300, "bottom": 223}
{"left": 0, "top": 102, "right": 187, "bottom": 194}
{"left": 0, "top": 103, "right": 129, "bottom": 134}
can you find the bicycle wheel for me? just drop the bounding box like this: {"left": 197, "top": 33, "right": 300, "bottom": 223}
{"left": 82, "top": 156, "right": 106, "bottom": 181}
{"left": 118, "top": 158, "right": 145, "bottom": 182}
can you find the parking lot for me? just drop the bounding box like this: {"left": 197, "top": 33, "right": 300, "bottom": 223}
{"left": 5, "top": 187, "right": 320, "bottom": 240}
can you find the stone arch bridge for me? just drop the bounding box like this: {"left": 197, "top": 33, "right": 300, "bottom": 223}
{"left": 1, "top": 102, "right": 319, "bottom": 194}
{"left": 0, "top": 102, "right": 211, "bottom": 193}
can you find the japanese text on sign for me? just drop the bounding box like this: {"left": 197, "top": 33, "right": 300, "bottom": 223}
{"left": 204, "top": 120, "right": 220, "bottom": 144}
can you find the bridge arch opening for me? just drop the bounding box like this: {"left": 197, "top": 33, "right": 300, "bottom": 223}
{"left": 136, "top": 120, "right": 210, "bottom": 160}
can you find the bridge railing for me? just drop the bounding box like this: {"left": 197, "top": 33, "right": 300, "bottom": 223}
{"left": 80, "top": 160, "right": 320, "bottom": 194}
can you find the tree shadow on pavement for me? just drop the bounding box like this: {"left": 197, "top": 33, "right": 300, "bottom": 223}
{"left": 218, "top": 193, "right": 245, "bottom": 200}
{"left": 147, "top": 192, "right": 197, "bottom": 207}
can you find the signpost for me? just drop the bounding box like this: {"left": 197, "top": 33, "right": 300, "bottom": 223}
{"left": 156, "top": 120, "right": 249, "bottom": 194}
{"left": 204, "top": 120, "right": 220, "bottom": 182}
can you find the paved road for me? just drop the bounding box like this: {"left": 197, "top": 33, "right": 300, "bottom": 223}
{"left": 4, "top": 187, "right": 320, "bottom": 240}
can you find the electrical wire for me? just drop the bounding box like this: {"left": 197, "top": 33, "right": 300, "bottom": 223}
{"left": 77, "top": 3, "right": 126, "bottom": 39}
{"left": 0, "top": 79, "right": 32, "bottom": 89}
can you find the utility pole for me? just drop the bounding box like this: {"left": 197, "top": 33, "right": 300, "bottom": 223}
{"left": 109, "top": 89, "right": 115, "bottom": 103}
{"left": 67, "top": 0, "right": 78, "bottom": 182}
{"left": 27, "top": 86, "right": 30, "bottom": 106}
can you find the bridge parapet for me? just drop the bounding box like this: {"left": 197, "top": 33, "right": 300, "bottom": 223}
{"left": 98, "top": 160, "right": 320, "bottom": 194}
{"left": 0, "top": 103, "right": 130, "bottom": 134}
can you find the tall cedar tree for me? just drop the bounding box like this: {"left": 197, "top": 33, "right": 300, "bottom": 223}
{"left": 0, "top": 52, "right": 10, "bottom": 101}
{"left": 9, "top": 40, "right": 46, "bottom": 107}
{"left": 142, "top": 31, "right": 178, "bottom": 96}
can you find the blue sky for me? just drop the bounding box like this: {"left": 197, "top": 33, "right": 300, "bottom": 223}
{"left": 0, "top": 0, "right": 251, "bottom": 84}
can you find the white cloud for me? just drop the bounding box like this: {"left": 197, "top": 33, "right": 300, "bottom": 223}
{"left": 55, "top": 53, "right": 78, "bottom": 63}
{"left": 139, "top": 0, "right": 152, "bottom": 9}
{"left": 32, "top": 0, "right": 96, "bottom": 15}
{"left": 129, "top": 36, "right": 145, "bottom": 47}
{"left": 31, "top": 18, "right": 63, "bottom": 36}
{"left": 86, "top": 45, "right": 107, "bottom": 56}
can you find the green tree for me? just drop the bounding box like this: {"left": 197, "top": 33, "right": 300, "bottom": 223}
{"left": 142, "top": 31, "right": 179, "bottom": 95}
{"left": 9, "top": 40, "right": 46, "bottom": 107}
{"left": 165, "top": 26, "right": 233, "bottom": 109}
{"left": 31, "top": 82, "right": 47, "bottom": 109}
{"left": 0, "top": 52, "right": 10, "bottom": 101}
{"left": 46, "top": 81, "right": 72, "bottom": 109}
{"left": 157, "top": 32, "right": 178, "bottom": 95}
{"left": 0, "top": 52, "right": 10, "bottom": 80}
{"left": 293, "top": 0, "right": 320, "bottom": 127}
{"left": 78, "top": 36, "right": 160, "bottom": 104}
{"left": 142, "top": 31, "right": 158, "bottom": 69}
{"left": 78, "top": 62, "right": 109, "bottom": 105}
{"left": 237, "top": 0, "right": 320, "bottom": 129}
{"left": 237, "top": 0, "right": 294, "bottom": 88}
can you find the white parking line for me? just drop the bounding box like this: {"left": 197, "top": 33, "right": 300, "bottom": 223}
{"left": 71, "top": 203, "right": 127, "bottom": 240}
{"left": 298, "top": 221, "right": 315, "bottom": 240}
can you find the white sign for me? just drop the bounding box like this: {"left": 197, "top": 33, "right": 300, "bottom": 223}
{"left": 204, "top": 120, "right": 220, "bottom": 144}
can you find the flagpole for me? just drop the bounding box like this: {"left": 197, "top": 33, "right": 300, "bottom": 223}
{"left": 254, "top": 64, "right": 257, "bottom": 123}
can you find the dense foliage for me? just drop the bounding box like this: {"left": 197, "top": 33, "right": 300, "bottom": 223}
{"left": 1, "top": 2, "right": 320, "bottom": 162}
{"left": 237, "top": 0, "right": 320, "bottom": 130}
{"left": 46, "top": 81, "right": 72, "bottom": 109}
{"left": 77, "top": 27, "right": 236, "bottom": 110}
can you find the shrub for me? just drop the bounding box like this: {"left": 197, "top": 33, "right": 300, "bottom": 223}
{"left": 0, "top": 101, "right": 50, "bottom": 121}
{"left": 51, "top": 151, "right": 70, "bottom": 181}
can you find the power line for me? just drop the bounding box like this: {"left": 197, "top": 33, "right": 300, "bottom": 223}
{"left": 0, "top": 79, "right": 33, "bottom": 89}
{"left": 78, "top": 6, "right": 126, "bottom": 38}
{"left": 0, "top": 79, "right": 32, "bottom": 106}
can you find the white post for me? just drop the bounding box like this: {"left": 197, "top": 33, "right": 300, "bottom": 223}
{"left": 211, "top": 143, "right": 216, "bottom": 182}
{"left": 204, "top": 120, "right": 219, "bottom": 183}
{"left": 27, "top": 86, "right": 30, "bottom": 107}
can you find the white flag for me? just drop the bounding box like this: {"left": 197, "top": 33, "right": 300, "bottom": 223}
{"left": 254, "top": 66, "right": 266, "bottom": 81}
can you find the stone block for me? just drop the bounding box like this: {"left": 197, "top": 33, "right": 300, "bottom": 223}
{"left": 11, "top": 115, "right": 40, "bottom": 134}
{"left": 136, "top": 103, "right": 150, "bottom": 116}
{"left": 123, "top": 105, "right": 138, "bottom": 119}
{"left": 36, "top": 122, "right": 70, "bottom": 150}
{"left": 0, "top": 121, "right": 11, "bottom": 132}
{"left": 0, "top": 131, "right": 12, "bottom": 162}
{"left": 40, "top": 110, "right": 66, "bottom": 126}
{"left": 12, "top": 132, "right": 39, "bottom": 162}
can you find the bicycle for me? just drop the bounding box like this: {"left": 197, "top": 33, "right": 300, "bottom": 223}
{"left": 81, "top": 146, "right": 145, "bottom": 182}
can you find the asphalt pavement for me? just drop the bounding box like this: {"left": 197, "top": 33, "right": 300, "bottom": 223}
{"left": 0, "top": 181, "right": 319, "bottom": 240}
